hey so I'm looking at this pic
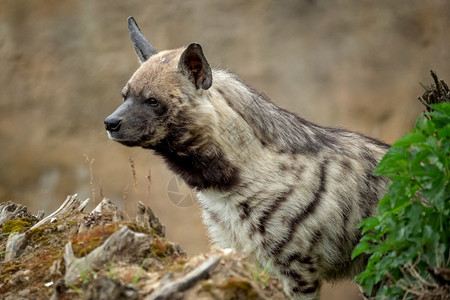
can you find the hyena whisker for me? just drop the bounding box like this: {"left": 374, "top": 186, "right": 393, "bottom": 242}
{"left": 104, "top": 16, "right": 390, "bottom": 300}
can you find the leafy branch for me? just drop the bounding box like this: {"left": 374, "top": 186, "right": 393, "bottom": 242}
{"left": 352, "top": 71, "right": 450, "bottom": 299}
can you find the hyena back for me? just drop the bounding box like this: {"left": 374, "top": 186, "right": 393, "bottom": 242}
{"left": 105, "top": 17, "right": 390, "bottom": 299}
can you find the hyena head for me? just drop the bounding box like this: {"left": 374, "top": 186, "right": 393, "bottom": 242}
{"left": 105, "top": 17, "right": 239, "bottom": 190}
{"left": 105, "top": 17, "right": 213, "bottom": 150}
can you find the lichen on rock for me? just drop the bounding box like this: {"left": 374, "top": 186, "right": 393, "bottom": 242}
{"left": 0, "top": 195, "right": 285, "bottom": 299}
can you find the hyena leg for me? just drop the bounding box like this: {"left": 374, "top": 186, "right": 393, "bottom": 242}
{"left": 282, "top": 277, "right": 321, "bottom": 300}
{"left": 279, "top": 266, "right": 322, "bottom": 300}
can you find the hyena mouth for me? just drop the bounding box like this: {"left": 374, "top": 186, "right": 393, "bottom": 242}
{"left": 105, "top": 131, "right": 138, "bottom": 147}
{"left": 107, "top": 135, "right": 134, "bottom": 146}
{"left": 107, "top": 130, "right": 154, "bottom": 148}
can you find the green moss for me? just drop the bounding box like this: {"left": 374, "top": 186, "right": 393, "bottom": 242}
{"left": 29, "top": 227, "right": 50, "bottom": 245}
{"left": 2, "top": 263, "right": 25, "bottom": 274}
{"left": 199, "top": 277, "right": 259, "bottom": 300}
{"left": 200, "top": 281, "right": 214, "bottom": 293}
{"left": 198, "top": 281, "right": 226, "bottom": 300}
{"left": 0, "top": 263, "right": 25, "bottom": 283}
{"left": 125, "top": 223, "right": 154, "bottom": 235}
{"left": 150, "top": 239, "right": 166, "bottom": 258}
{"left": 218, "top": 277, "right": 259, "bottom": 300}
{"left": 74, "top": 236, "right": 102, "bottom": 257}
{"left": 70, "top": 223, "right": 118, "bottom": 257}
{"left": 165, "top": 257, "right": 187, "bottom": 273}
{"left": 150, "top": 238, "right": 176, "bottom": 259}
{"left": 1, "top": 218, "right": 33, "bottom": 233}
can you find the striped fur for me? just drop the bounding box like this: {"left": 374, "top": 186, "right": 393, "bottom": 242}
{"left": 105, "top": 19, "right": 390, "bottom": 299}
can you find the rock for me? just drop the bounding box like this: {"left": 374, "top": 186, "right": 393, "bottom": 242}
{"left": 0, "top": 202, "right": 34, "bottom": 226}
{"left": 83, "top": 276, "right": 138, "bottom": 300}
{"left": 18, "top": 288, "right": 30, "bottom": 296}
{"left": 64, "top": 226, "right": 151, "bottom": 285}
{"left": 0, "top": 198, "right": 287, "bottom": 299}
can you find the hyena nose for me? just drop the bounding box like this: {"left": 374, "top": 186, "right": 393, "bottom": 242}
{"left": 104, "top": 116, "right": 122, "bottom": 132}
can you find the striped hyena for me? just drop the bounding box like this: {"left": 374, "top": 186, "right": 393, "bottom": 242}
{"left": 105, "top": 17, "right": 390, "bottom": 299}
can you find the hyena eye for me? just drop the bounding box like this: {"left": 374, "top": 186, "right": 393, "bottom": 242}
{"left": 146, "top": 97, "right": 159, "bottom": 107}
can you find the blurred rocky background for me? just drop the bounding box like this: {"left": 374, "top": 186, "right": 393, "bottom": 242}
{"left": 0, "top": 0, "right": 449, "bottom": 298}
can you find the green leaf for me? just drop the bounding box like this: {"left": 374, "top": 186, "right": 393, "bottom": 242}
{"left": 352, "top": 240, "right": 370, "bottom": 259}
{"left": 378, "top": 195, "right": 392, "bottom": 213}
{"left": 437, "top": 126, "right": 450, "bottom": 140}
{"left": 421, "top": 116, "right": 436, "bottom": 136}
{"left": 359, "top": 217, "right": 380, "bottom": 234}
{"left": 354, "top": 101, "right": 450, "bottom": 299}
{"left": 422, "top": 177, "right": 446, "bottom": 210}
{"left": 375, "top": 152, "right": 409, "bottom": 176}
{"left": 391, "top": 132, "right": 426, "bottom": 147}
{"left": 430, "top": 102, "right": 450, "bottom": 115}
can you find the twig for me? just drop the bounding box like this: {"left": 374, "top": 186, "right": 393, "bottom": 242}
{"left": 430, "top": 70, "right": 442, "bottom": 98}
{"left": 31, "top": 194, "right": 89, "bottom": 229}
{"left": 399, "top": 266, "right": 418, "bottom": 290}
{"left": 440, "top": 79, "right": 449, "bottom": 93}
{"left": 417, "top": 96, "right": 431, "bottom": 110}
{"left": 147, "top": 256, "right": 221, "bottom": 300}
{"left": 405, "top": 263, "right": 437, "bottom": 288}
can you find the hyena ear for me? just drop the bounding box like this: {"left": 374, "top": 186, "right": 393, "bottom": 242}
{"left": 127, "top": 16, "right": 158, "bottom": 63}
{"left": 178, "top": 43, "right": 212, "bottom": 90}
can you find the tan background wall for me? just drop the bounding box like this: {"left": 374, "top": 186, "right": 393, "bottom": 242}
{"left": 1, "top": 0, "right": 449, "bottom": 298}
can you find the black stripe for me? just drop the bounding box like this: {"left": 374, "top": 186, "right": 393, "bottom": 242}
{"left": 361, "top": 148, "right": 379, "bottom": 168}
{"left": 280, "top": 269, "right": 305, "bottom": 283}
{"left": 295, "top": 164, "right": 306, "bottom": 181}
{"left": 217, "top": 88, "right": 226, "bottom": 97}
{"left": 338, "top": 195, "right": 353, "bottom": 244}
{"left": 279, "top": 162, "right": 289, "bottom": 171}
{"left": 202, "top": 206, "right": 223, "bottom": 226}
{"left": 292, "top": 280, "right": 319, "bottom": 294}
{"left": 268, "top": 160, "right": 328, "bottom": 256}
{"left": 310, "top": 228, "right": 323, "bottom": 245}
{"left": 314, "top": 159, "right": 328, "bottom": 203}
{"left": 237, "top": 201, "right": 251, "bottom": 220}
{"left": 340, "top": 158, "right": 353, "bottom": 172}
{"left": 306, "top": 228, "right": 323, "bottom": 255}
{"left": 275, "top": 252, "right": 314, "bottom": 272}
{"left": 359, "top": 169, "right": 381, "bottom": 220}
{"left": 364, "top": 135, "right": 391, "bottom": 150}
{"left": 254, "top": 187, "right": 294, "bottom": 235}
{"left": 287, "top": 253, "right": 314, "bottom": 265}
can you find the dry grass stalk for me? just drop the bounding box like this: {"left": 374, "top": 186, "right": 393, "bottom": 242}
{"left": 146, "top": 169, "right": 152, "bottom": 206}
{"left": 128, "top": 156, "right": 138, "bottom": 193}
{"left": 84, "top": 154, "right": 96, "bottom": 206}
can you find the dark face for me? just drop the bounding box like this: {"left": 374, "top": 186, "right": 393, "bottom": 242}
{"left": 104, "top": 88, "right": 169, "bottom": 148}
{"left": 105, "top": 29, "right": 212, "bottom": 151}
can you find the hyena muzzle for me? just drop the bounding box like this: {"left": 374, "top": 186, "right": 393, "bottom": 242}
{"left": 105, "top": 17, "right": 390, "bottom": 300}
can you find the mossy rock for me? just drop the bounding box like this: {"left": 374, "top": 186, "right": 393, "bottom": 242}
{"left": 1, "top": 218, "right": 34, "bottom": 233}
